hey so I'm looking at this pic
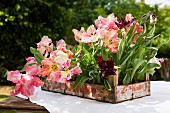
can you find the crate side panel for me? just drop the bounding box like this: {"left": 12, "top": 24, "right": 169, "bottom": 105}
{"left": 91, "top": 84, "right": 105, "bottom": 101}
{"left": 115, "top": 85, "right": 133, "bottom": 102}
{"left": 65, "top": 81, "right": 76, "bottom": 95}
{"left": 132, "top": 81, "right": 150, "bottom": 99}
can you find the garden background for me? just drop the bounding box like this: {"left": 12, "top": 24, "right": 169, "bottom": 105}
{"left": 0, "top": 0, "right": 170, "bottom": 85}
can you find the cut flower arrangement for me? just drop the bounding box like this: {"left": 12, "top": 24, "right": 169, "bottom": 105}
{"left": 7, "top": 11, "right": 162, "bottom": 102}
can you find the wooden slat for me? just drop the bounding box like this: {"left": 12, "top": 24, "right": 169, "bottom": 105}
{"left": 0, "top": 96, "right": 49, "bottom": 112}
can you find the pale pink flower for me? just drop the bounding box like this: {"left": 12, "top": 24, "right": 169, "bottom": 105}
{"left": 49, "top": 39, "right": 74, "bottom": 68}
{"left": 70, "top": 64, "right": 82, "bottom": 75}
{"left": 10, "top": 74, "right": 43, "bottom": 97}
{"left": 125, "top": 14, "right": 134, "bottom": 22}
{"left": 52, "top": 71, "right": 69, "bottom": 83}
{"left": 56, "top": 39, "right": 66, "bottom": 50}
{"left": 65, "top": 65, "right": 82, "bottom": 81}
{"left": 49, "top": 71, "right": 61, "bottom": 82}
{"left": 158, "top": 58, "right": 164, "bottom": 63}
{"left": 72, "top": 25, "right": 99, "bottom": 43}
{"left": 7, "top": 70, "right": 44, "bottom": 97}
{"left": 95, "top": 14, "right": 119, "bottom": 31}
{"left": 72, "top": 29, "right": 82, "bottom": 42}
{"left": 10, "top": 74, "right": 35, "bottom": 96}
{"left": 124, "top": 14, "right": 143, "bottom": 43}
{"left": 95, "top": 16, "right": 108, "bottom": 28}
{"left": 25, "top": 65, "right": 39, "bottom": 76}
{"left": 107, "top": 14, "right": 119, "bottom": 30}
{"left": 37, "top": 36, "right": 54, "bottom": 57}
{"left": 50, "top": 49, "right": 73, "bottom": 68}
{"left": 40, "top": 58, "right": 82, "bottom": 83}
{"left": 25, "top": 57, "right": 36, "bottom": 65}
{"left": 7, "top": 70, "right": 22, "bottom": 84}
{"left": 149, "top": 57, "right": 161, "bottom": 69}
{"left": 59, "top": 47, "right": 74, "bottom": 59}
{"left": 96, "top": 28, "right": 107, "bottom": 38}
{"left": 49, "top": 65, "right": 82, "bottom": 83}
{"left": 39, "top": 58, "right": 59, "bottom": 78}
{"left": 103, "top": 30, "right": 120, "bottom": 53}
{"left": 31, "top": 76, "right": 44, "bottom": 87}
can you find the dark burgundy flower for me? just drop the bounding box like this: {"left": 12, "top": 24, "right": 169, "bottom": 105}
{"left": 115, "top": 17, "right": 136, "bottom": 29}
{"left": 96, "top": 54, "right": 116, "bottom": 79}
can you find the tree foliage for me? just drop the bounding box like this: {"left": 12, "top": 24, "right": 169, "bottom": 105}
{"left": 0, "top": 0, "right": 71, "bottom": 69}
{"left": 153, "top": 6, "right": 170, "bottom": 57}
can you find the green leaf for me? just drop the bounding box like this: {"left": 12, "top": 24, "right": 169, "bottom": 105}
{"left": 143, "top": 23, "right": 147, "bottom": 34}
{"left": 82, "top": 46, "right": 91, "bottom": 62}
{"left": 30, "top": 47, "right": 44, "bottom": 65}
{"left": 135, "top": 33, "right": 146, "bottom": 45}
{"left": 127, "top": 23, "right": 136, "bottom": 36}
{"left": 89, "top": 70, "right": 95, "bottom": 79}
{"left": 120, "top": 50, "right": 133, "bottom": 66}
{"left": 127, "top": 33, "right": 139, "bottom": 47}
{"left": 147, "top": 25, "right": 155, "bottom": 37}
{"left": 112, "top": 53, "right": 118, "bottom": 65}
{"left": 72, "top": 75, "right": 82, "bottom": 89}
{"left": 104, "top": 80, "right": 112, "bottom": 91}
{"left": 131, "top": 59, "right": 145, "bottom": 81}
{"left": 96, "top": 73, "right": 101, "bottom": 84}
{"left": 123, "top": 74, "right": 131, "bottom": 85}
{"left": 146, "top": 48, "right": 158, "bottom": 61}
{"left": 72, "top": 74, "right": 90, "bottom": 89}
{"left": 136, "top": 73, "right": 145, "bottom": 80}
{"left": 138, "top": 63, "right": 160, "bottom": 75}
{"left": 147, "top": 69, "right": 155, "bottom": 75}
{"left": 101, "top": 48, "right": 110, "bottom": 61}
{"left": 134, "top": 47, "right": 145, "bottom": 59}
{"left": 80, "top": 75, "right": 90, "bottom": 88}
{"left": 118, "top": 38, "right": 125, "bottom": 61}
{"left": 145, "top": 34, "right": 160, "bottom": 47}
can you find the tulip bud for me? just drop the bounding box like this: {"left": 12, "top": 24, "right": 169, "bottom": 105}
{"left": 150, "top": 13, "right": 157, "bottom": 25}
{"left": 141, "top": 11, "right": 157, "bottom": 25}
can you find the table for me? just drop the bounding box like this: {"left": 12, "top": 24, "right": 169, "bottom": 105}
{"left": 24, "top": 81, "right": 170, "bottom": 113}
{"left": 0, "top": 96, "right": 49, "bottom": 113}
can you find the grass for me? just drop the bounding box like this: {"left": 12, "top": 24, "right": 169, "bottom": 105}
{"left": 0, "top": 86, "right": 13, "bottom": 101}
{"left": 0, "top": 110, "right": 15, "bottom": 113}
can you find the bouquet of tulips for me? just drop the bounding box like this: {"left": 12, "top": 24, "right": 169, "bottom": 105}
{"left": 7, "top": 11, "right": 162, "bottom": 97}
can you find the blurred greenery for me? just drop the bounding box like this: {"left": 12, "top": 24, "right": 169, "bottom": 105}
{"left": 0, "top": 0, "right": 170, "bottom": 84}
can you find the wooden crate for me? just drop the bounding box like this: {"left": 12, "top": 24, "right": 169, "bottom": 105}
{"left": 42, "top": 73, "right": 150, "bottom": 103}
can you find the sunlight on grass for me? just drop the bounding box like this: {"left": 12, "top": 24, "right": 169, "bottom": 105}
{"left": 0, "top": 94, "right": 10, "bottom": 101}
{"left": 0, "top": 110, "right": 16, "bottom": 113}
{"left": 0, "top": 86, "right": 13, "bottom": 101}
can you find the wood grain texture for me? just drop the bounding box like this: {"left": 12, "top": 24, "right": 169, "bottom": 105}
{"left": 0, "top": 96, "right": 49, "bottom": 112}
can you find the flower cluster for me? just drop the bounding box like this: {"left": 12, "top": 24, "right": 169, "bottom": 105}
{"left": 71, "top": 11, "right": 160, "bottom": 87}
{"left": 7, "top": 36, "right": 82, "bottom": 97}
{"left": 38, "top": 37, "right": 82, "bottom": 83}
{"left": 7, "top": 57, "right": 43, "bottom": 97}
{"left": 7, "top": 12, "right": 161, "bottom": 97}
{"left": 72, "top": 13, "right": 143, "bottom": 53}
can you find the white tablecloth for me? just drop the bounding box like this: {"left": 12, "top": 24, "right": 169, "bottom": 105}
{"left": 24, "top": 81, "right": 170, "bottom": 113}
